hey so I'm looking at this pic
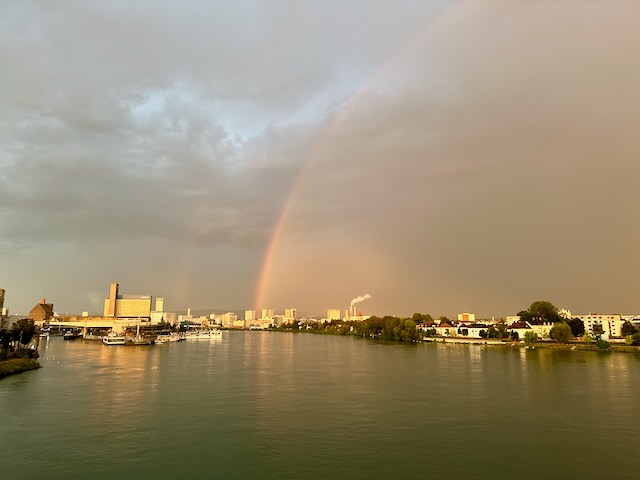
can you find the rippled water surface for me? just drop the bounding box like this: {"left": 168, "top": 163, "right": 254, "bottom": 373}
{"left": 1, "top": 332, "right": 639, "bottom": 479}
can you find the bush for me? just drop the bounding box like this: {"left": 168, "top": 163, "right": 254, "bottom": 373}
{"left": 549, "top": 322, "right": 572, "bottom": 344}
{"left": 596, "top": 338, "right": 611, "bottom": 350}
{"left": 524, "top": 331, "right": 538, "bottom": 344}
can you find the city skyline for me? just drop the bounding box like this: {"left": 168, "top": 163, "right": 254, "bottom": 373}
{"left": 1, "top": 1, "right": 639, "bottom": 317}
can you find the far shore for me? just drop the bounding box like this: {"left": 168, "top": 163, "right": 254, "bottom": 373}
{"left": 423, "top": 336, "right": 640, "bottom": 353}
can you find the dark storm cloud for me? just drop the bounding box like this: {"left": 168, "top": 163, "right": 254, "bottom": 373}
{"left": 1, "top": 1, "right": 638, "bottom": 316}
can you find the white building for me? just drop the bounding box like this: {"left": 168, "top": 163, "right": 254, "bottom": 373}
{"left": 326, "top": 309, "right": 341, "bottom": 321}
{"left": 261, "top": 308, "right": 274, "bottom": 320}
{"left": 574, "top": 314, "right": 623, "bottom": 339}
{"left": 221, "top": 312, "right": 238, "bottom": 328}
{"left": 558, "top": 308, "right": 572, "bottom": 319}
{"left": 284, "top": 308, "right": 297, "bottom": 319}
{"left": 150, "top": 297, "right": 165, "bottom": 324}
{"left": 245, "top": 310, "right": 256, "bottom": 321}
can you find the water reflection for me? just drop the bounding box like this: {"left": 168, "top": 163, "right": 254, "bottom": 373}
{"left": 3, "top": 334, "right": 640, "bottom": 479}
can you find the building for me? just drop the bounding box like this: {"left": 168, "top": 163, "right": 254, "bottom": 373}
{"left": 245, "top": 310, "right": 256, "bottom": 322}
{"left": 574, "top": 314, "right": 623, "bottom": 339}
{"left": 326, "top": 309, "right": 341, "bottom": 321}
{"left": 150, "top": 297, "right": 165, "bottom": 324}
{"left": 261, "top": 309, "right": 274, "bottom": 320}
{"left": 284, "top": 308, "right": 297, "bottom": 319}
{"left": 29, "top": 298, "right": 54, "bottom": 326}
{"left": 457, "top": 312, "right": 476, "bottom": 323}
{"left": 0, "top": 288, "right": 7, "bottom": 325}
{"left": 221, "top": 312, "right": 238, "bottom": 328}
{"left": 103, "top": 282, "right": 152, "bottom": 321}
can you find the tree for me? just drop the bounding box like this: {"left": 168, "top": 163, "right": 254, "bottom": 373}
{"left": 517, "top": 310, "right": 533, "bottom": 324}
{"left": 11, "top": 319, "right": 35, "bottom": 347}
{"left": 496, "top": 320, "right": 508, "bottom": 339}
{"left": 479, "top": 330, "right": 488, "bottom": 339}
{"left": 592, "top": 324, "right": 604, "bottom": 338}
{"left": 510, "top": 331, "right": 519, "bottom": 341}
{"left": 411, "top": 313, "right": 433, "bottom": 325}
{"left": 524, "top": 331, "right": 538, "bottom": 344}
{"left": 0, "top": 328, "right": 12, "bottom": 352}
{"left": 526, "top": 301, "right": 561, "bottom": 324}
{"left": 629, "top": 332, "right": 640, "bottom": 346}
{"left": 424, "top": 328, "right": 436, "bottom": 337}
{"left": 596, "top": 338, "right": 611, "bottom": 350}
{"left": 621, "top": 320, "right": 636, "bottom": 336}
{"left": 549, "top": 322, "right": 572, "bottom": 344}
{"left": 487, "top": 326, "right": 498, "bottom": 339}
{"left": 583, "top": 333, "right": 593, "bottom": 345}
{"left": 567, "top": 318, "right": 585, "bottom": 337}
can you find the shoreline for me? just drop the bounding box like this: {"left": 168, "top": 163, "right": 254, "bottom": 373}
{"left": 0, "top": 358, "right": 41, "bottom": 379}
{"left": 267, "top": 327, "right": 640, "bottom": 353}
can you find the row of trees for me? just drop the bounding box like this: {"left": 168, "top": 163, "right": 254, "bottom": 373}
{"left": 282, "top": 316, "right": 420, "bottom": 342}
{"left": 0, "top": 319, "right": 37, "bottom": 360}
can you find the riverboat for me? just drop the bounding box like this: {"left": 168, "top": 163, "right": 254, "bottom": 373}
{"left": 103, "top": 335, "right": 126, "bottom": 345}
{"left": 155, "top": 332, "right": 184, "bottom": 344}
{"left": 63, "top": 332, "right": 81, "bottom": 340}
{"left": 184, "top": 330, "right": 222, "bottom": 340}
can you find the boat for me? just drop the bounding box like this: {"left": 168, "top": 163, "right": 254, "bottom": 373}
{"left": 184, "top": 330, "right": 223, "bottom": 340}
{"left": 103, "top": 335, "right": 126, "bottom": 345}
{"left": 155, "top": 332, "right": 184, "bottom": 344}
{"left": 63, "top": 331, "right": 81, "bottom": 340}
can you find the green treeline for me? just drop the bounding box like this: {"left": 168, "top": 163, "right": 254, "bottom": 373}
{"left": 278, "top": 316, "right": 419, "bottom": 343}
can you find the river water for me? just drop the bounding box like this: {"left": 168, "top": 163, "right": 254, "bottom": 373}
{"left": 1, "top": 332, "right": 639, "bottom": 479}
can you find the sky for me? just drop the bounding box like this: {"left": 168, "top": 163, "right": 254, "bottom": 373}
{"left": 1, "top": 1, "right": 639, "bottom": 318}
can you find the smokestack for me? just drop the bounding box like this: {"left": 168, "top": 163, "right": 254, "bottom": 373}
{"left": 348, "top": 294, "right": 371, "bottom": 319}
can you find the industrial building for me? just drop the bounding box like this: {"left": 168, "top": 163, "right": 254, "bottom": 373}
{"left": 103, "top": 282, "right": 153, "bottom": 321}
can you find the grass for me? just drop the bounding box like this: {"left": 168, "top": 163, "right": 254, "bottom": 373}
{"left": 0, "top": 357, "right": 41, "bottom": 379}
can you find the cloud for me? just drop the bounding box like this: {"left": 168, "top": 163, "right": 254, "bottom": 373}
{"left": 1, "top": 1, "right": 638, "bottom": 317}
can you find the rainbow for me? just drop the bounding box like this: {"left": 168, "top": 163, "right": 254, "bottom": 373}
{"left": 253, "top": 3, "right": 465, "bottom": 311}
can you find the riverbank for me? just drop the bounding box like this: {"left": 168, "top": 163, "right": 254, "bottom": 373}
{"left": 0, "top": 358, "right": 41, "bottom": 379}
{"left": 424, "top": 336, "right": 640, "bottom": 353}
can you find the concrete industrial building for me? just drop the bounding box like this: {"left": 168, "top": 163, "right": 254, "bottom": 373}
{"left": 103, "top": 282, "right": 153, "bottom": 321}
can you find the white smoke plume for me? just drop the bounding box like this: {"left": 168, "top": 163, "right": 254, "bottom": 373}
{"left": 350, "top": 294, "right": 372, "bottom": 307}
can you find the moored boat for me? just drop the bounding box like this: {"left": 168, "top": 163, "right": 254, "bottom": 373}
{"left": 103, "top": 335, "right": 126, "bottom": 345}
{"left": 156, "top": 332, "right": 184, "bottom": 344}
{"left": 184, "top": 330, "right": 223, "bottom": 340}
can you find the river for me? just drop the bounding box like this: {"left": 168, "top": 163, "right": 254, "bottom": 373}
{"left": 1, "top": 332, "right": 639, "bottom": 479}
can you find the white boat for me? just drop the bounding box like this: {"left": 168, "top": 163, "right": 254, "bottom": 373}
{"left": 155, "top": 332, "right": 184, "bottom": 344}
{"left": 103, "top": 335, "right": 126, "bottom": 345}
{"left": 184, "top": 330, "right": 222, "bottom": 340}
